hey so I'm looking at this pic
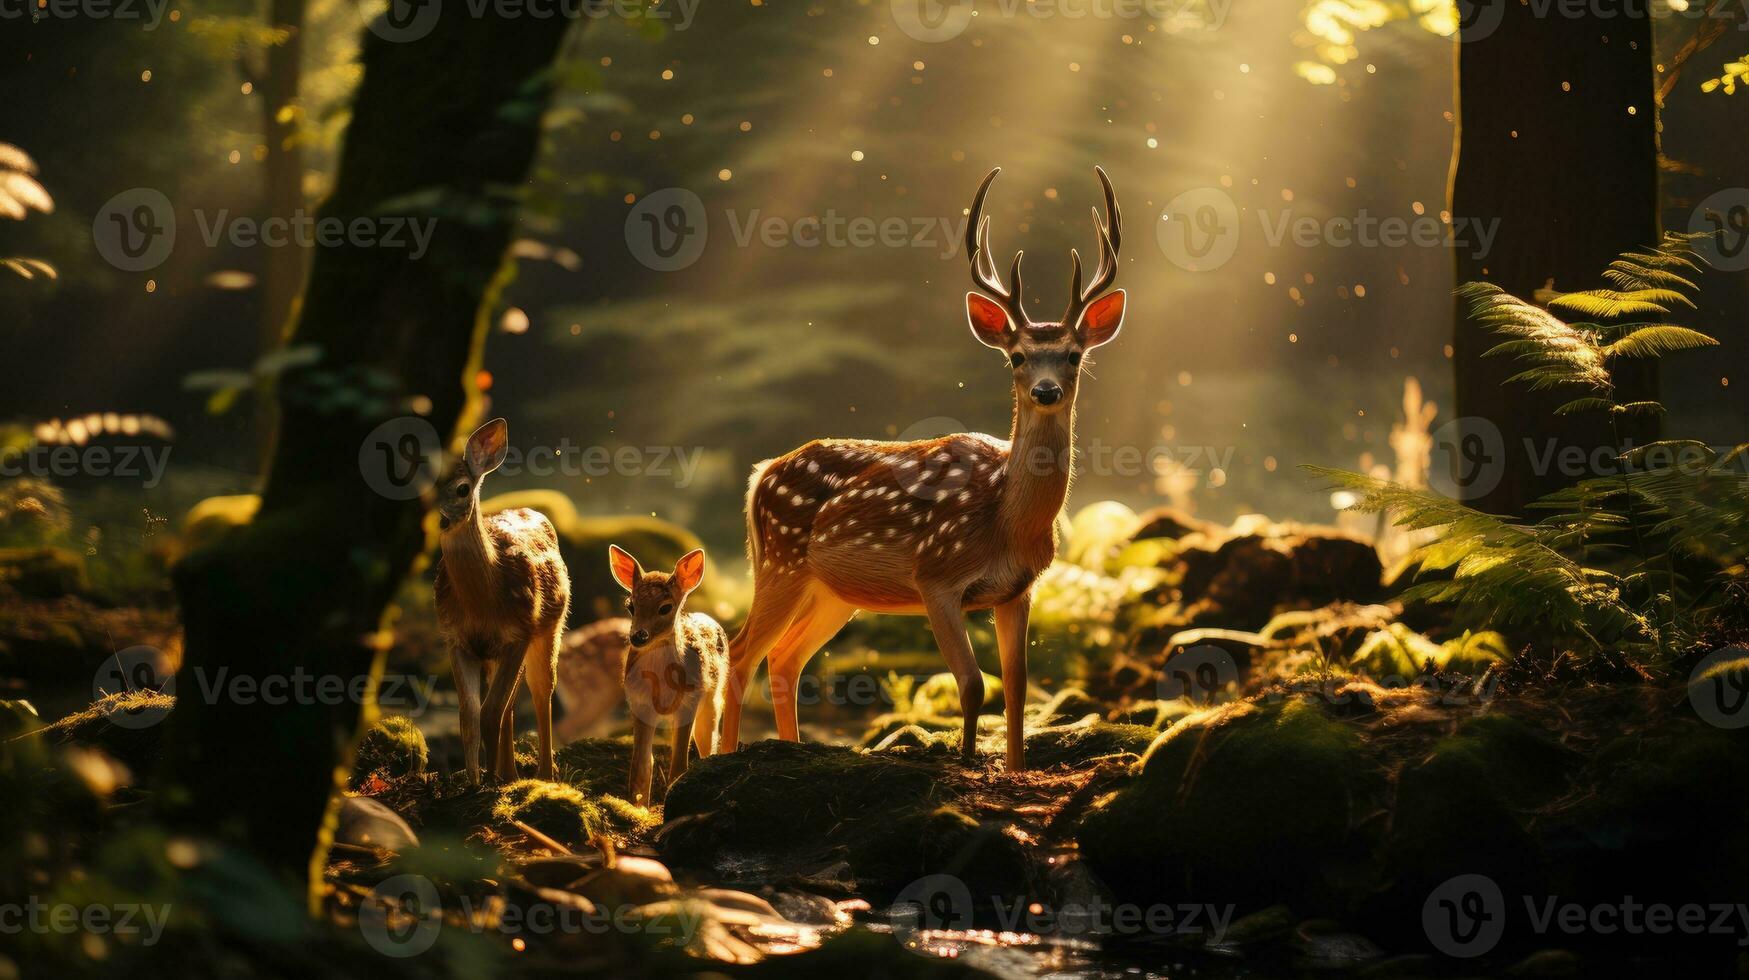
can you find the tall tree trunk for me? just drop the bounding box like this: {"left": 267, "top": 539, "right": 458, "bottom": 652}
{"left": 167, "top": 13, "right": 575, "bottom": 898}
{"left": 1450, "top": 5, "right": 1660, "bottom": 516}
{"left": 255, "top": 0, "right": 308, "bottom": 470}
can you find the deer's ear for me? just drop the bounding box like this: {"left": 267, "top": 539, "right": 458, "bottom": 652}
{"left": 673, "top": 549, "right": 706, "bottom": 595}
{"left": 608, "top": 545, "right": 642, "bottom": 591}
{"left": 465, "top": 418, "right": 510, "bottom": 476}
{"left": 1076, "top": 289, "right": 1125, "bottom": 349}
{"left": 966, "top": 293, "right": 1015, "bottom": 350}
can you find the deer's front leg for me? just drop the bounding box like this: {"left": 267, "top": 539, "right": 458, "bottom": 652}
{"left": 994, "top": 594, "right": 1032, "bottom": 771}
{"left": 923, "top": 591, "right": 985, "bottom": 762}
{"left": 450, "top": 644, "right": 483, "bottom": 785}
{"left": 481, "top": 656, "right": 523, "bottom": 783}
{"left": 667, "top": 700, "right": 699, "bottom": 789}
{"left": 628, "top": 714, "right": 657, "bottom": 807}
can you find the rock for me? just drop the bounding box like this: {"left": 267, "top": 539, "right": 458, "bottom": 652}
{"left": 1020, "top": 716, "right": 1158, "bottom": 768}
{"left": 1079, "top": 696, "right": 1384, "bottom": 914}
{"left": 659, "top": 740, "right": 1027, "bottom": 897}
{"left": 351, "top": 714, "right": 427, "bottom": 785}
{"left": 1175, "top": 524, "right": 1383, "bottom": 628}
{"left": 1130, "top": 505, "right": 1218, "bottom": 542}
{"left": 0, "top": 547, "right": 86, "bottom": 598}
{"left": 1032, "top": 686, "right": 1107, "bottom": 723}
{"left": 1505, "top": 949, "right": 1582, "bottom": 977}
{"left": 567, "top": 854, "right": 678, "bottom": 907}
{"left": 493, "top": 779, "right": 605, "bottom": 846}
{"left": 762, "top": 888, "right": 844, "bottom": 926}
{"left": 334, "top": 796, "right": 420, "bottom": 852}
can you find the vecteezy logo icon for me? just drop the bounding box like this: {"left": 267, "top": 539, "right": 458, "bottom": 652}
{"left": 1689, "top": 646, "right": 1749, "bottom": 729}
{"left": 1158, "top": 644, "right": 1239, "bottom": 705}
{"left": 1427, "top": 416, "right": 1504, "bottom": 501}
{"left": 359, "top": 874, "right": 443, "bottom": 957}
{"left": 365, "top": 0, "right": 441, "bottom": 42}
{"left": 1156, "top": 188, "right": 1239, "bottom": 272}
{"left": 92, "top": 645, "right": 175, "bottom": 729}
{"left": 93, "top": 189, "right": 175, "bottom": 272}
{"left": 891, "top": 0, "right": 976, "bottom": 42}
{"left": 358, "top": 416, "right": 442, "bottom": 501}
{"left": 889, "top": 873, "right": 973, "bottom": 952}
{"left": 625, "top": 188, "right": 708, "bottom": 272}
{"left": 1424, "top": 873, "right": 1505, "bottom": 957}
{"left": 1690, "top": 188, "right": 1749, "bottom": 273}
{"left": 1452, "top": 0, "right": 1506, "bottom": 42}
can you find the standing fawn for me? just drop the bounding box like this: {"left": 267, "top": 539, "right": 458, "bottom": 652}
{"left": 609, "top": 545, "right": 728, "bottom": 806}
{"left": 435, "top": 419, "right": 571, "bottom": 784}
{"left": 721, "top": 167, "right": 1126, "bottom": 770}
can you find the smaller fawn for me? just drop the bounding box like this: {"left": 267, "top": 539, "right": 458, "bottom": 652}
{"left": 435, "top": 419, "right": 571, "bottom": 785}
{"left": 608, "top": 545, "right": 727, "bottom": 806}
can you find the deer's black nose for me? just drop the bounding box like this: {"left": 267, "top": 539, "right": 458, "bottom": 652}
{"left": 1031, "top": 381, "right": 1063, "bottom": 406}
{"left": 631, "top": 629, "right": 650, "bottom": 646}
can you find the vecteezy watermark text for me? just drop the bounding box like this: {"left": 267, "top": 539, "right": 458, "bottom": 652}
{"left": 0, "top": 443, "right": 170, "bottom": 487}
{"left": 0, "top": 898, "right": 171, "bottom": 945}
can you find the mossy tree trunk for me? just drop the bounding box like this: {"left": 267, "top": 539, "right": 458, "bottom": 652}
{"left": 1451, "top": 6, "right": 1660, "bottom": 516}
{"left": 252, "top": 0, "right": 308, "bottom": 469}
{"left": 167, "top": 14, "right": 576, "bottom": 895}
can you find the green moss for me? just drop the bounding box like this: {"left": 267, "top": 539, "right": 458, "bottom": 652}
{"left": 1080, "top": 696, "right": 1382, "bottom": 912}
{"left": 1021, "top": 716, "right": 1158, "bottom": 768}
{"left": 493, "top": 779, "right": 605, "bottom": 845}
{"left": 180, "top": 494, "right": 260, "bottom": 554}
{"left": 1033, "top": 686, "right": 1106, "bottom": 723}
{"left": 0, "top": 547, "right": 87, "bottom": 598}
{"left": 1352, "top": 624, "right": 1508, "bottom": 677}
{"left": 351, "top": 714, "right": 428, "bottom": 785}
{"left": 1112, "top": 698, "right": 1199, "bottom": 730}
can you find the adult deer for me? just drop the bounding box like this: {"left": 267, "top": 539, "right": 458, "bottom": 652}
{"left": 720, "top": 167, "right": 1125, "bottom": 769}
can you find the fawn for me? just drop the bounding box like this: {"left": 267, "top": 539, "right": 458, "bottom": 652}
{"left": 609, "top": 545, "right": 728, "bottom": 806}
{"left": 721, "top": 167, "right": 1126, "bottom": 770}
{"left": 434, "top": 419, "right": 571, "bottom": 784}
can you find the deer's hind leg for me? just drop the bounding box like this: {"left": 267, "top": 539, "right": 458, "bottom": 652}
{"left": 766, "top": 591, "right": 857, "bottom": 742}
{"left": 524, "top": 624, "right": 561, "bottom": 780}
{"left": 721, "top": 573, "right": 809, "bottom": 752}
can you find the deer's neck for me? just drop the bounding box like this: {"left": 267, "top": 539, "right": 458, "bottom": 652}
{"left": 442, "top": 512, "right": 499, "bottom": 603}
{"left": 1000, "top": 399, "right": 1073, "bottom": 542}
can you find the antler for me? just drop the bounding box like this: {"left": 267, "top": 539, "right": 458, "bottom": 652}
{"left": 964, "top": 167, "right": 1030, "bottom": 328}
{"left": 1061, "top": 166, "right": 1123, "bottom": 330}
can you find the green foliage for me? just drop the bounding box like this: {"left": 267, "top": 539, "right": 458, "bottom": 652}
{"left": 492, "top": 779, "right": 605, "bottom": 845}
{"left": 1314, "top": 234, "right": 1746, "bottom": 665}
{"left": 351, "top": 715, "right": 428, "bottom": 785}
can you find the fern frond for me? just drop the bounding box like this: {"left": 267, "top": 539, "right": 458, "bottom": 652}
{"left": 1603, "top": 325, "right": 1720, "bottom": 359}
{"left": 1546, "top": 289, "right": 1693, "bottom": 319}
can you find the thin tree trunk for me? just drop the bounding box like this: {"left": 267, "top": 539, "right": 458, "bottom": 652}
{"left": 167, "top": 13, "right": 576, "bottom": 899}
{"left": 255, "top": 0, "right": 308, "bottom": 470}
{"left": 1450, "top": 6, "right": 1660, "bottom": 516}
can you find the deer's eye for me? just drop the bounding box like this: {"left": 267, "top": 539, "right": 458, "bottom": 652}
{"left": 658, "top": 602, "right": 674, "bottom": 617}
{"left": 454, "top": 484, "right": 469, "bottom": 498}
{"left": 1069, "top": 351, "right": 1083, "bottom": 367}
{"left": 1010, "top": 352, "right": 1026, "bottom": 367}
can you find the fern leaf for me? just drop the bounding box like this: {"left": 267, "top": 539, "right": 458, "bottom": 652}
{"left": 1555, "top": 397, "right": 1616, "bottom": 415}
{"left": 1603, "top": 325, "right": 1720, "bottom": 358}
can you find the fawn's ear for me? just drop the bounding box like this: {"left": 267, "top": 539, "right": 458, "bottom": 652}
{"left": 465, "top": 418, "right": 510, "bottom": 476}
{"left": 966, "top": 293, "right": 1016, "bottom": 350}
{"left": 607, "top": 545, "right": 642, "bottom": 591}
{"left": 1075, "top": 289, "right": 1125, "bottom": 349}
{"left": 673, "top": 549, "right": 706, "bottom": 595}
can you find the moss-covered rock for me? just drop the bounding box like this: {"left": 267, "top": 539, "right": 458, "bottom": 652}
{"left": 0, "top": 546, "right": 87, "bottom": 598}
{"left": 493, "top": 779, "right": 605, "bottom": 845}
{"left": 910, "top": 670, "right": 1002, "bottom": 716}
{"left": 1019, "top": 716, "right": 1158, "bottom": 767}
{"left": 659, "top": 740, "right": 1027, "bottom": 896}
{"left": 351, "top": 714, "right": 428, "bottom": 786}
{"left": 1079, "top": 696, "right": 1383, "bottom": 912}
{"left": 1175, "top": 524, "right": 1383, "bottom": 628}
{"left": 1032, "top": 686, "right": 1107, "bottom": 723}
{"left": 1111, "top": 698, "right": 1199, "bottom": 730}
